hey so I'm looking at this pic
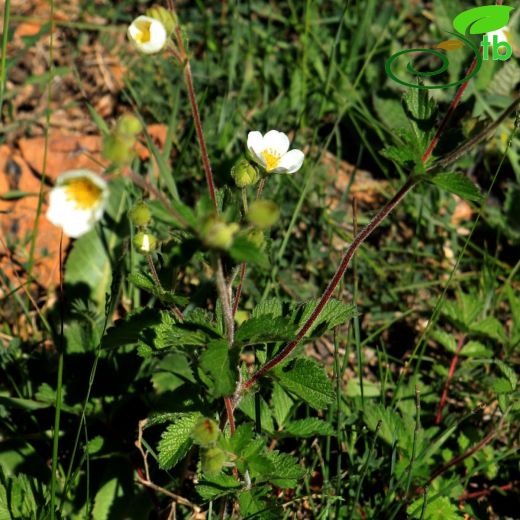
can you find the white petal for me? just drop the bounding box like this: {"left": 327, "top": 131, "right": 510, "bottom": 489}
{"left": 128, "top": 16, "right": 167, "bottom": 55}
{"left": 271, "top": 149, "right": 305, "bottom": 174}
{"left": 247, "top": 131, "right": 267, "bottom": 167}
{"left": 61, "top": 212, "right": 95, "bottom": 238}
{"left": 263, "top": 130, "right": 290, "bottom": 156}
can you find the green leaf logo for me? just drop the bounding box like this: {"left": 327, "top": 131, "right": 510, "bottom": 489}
{"left": 453, "top": 5, "right": 514, "bottom": 35}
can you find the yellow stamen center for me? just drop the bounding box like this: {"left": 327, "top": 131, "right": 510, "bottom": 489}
{"left": 261, "top": 149, "right": 281, "bottom": 172}
{"left": 64, "top": 178, "right": 102, "bottom": 210}
{"left": 135, "top": 21, "right": 152, "bottom": 43}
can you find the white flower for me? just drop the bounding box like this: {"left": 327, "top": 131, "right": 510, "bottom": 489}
{"left": 46, "top": 170, "right": 109, "bottom": 238}
{"left": 128, "top": 16, "right": 167, "bottom": 54}
{"left": 247, "top": 130, "right": 304, "bottom": 174}
{"left": 486, "top": 26, "right": 512, "bottom": 48}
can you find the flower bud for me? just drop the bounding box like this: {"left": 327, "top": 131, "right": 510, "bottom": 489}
{"left": 128, "top": 15, "right": 167, "bottom": 55}
{"left": 191, "top": 418, "right": 219, "bottom": 447}
{"left": 246, "top": 228, "right": 265, "bottom": 250}
{"left": 201, "top": 217, "right": 239, "bottom": 250}
{"left": 231, "top": 158, "right": 259, "bottom": 188}
{"left": 234, "top": 310, "right": 249, "bottom": 326}
{"left": 128, "top": 201, "right": 152, "bottom": 227}
{"left": 201, "top": 447, "right": 227, "bottom": 476}
{"left": 133, "top": 231, "right": 158, "bottom": 253}
{"left": 247, "top": 200, "right": 280, "bottom": 229}
{"left": 116, "top": 114, "right": 142, "bottom": 137}
{"left": 102, "top": 133, "right": 134, "bottom": 165}
{"left": 146, "top": 5, "right": 178, "bottom": 35}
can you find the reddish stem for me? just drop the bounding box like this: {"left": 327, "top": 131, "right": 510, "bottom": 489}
{"left": 232, "top": 263, "right": 247, "bottom": 317}
{"left": 435, "top": 335, "right": 465, "bottom": 424}
{"left": 459, "top": 482, "right": 514, "bottom": 502}
{"left": 421, "top": 57, "right": 479, "bottom": 164}
{"left": 224, "top": 397, "right": 236, "bottom": 434}
{"left": 241, "top": 177, "right": 416, "bottom": 392}
{"left": 175, "top": 25, "right": 218, "bottom": 212}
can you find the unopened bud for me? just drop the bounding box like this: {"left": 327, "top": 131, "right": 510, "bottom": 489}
{"left": 128, "top": 201, "right": 152, "bottom": 227}
{"left": 116, "top": 114, "right": 142, "bottom": 137}
{"left": 102, "top": 133, "right": 134, "bottom": 165}
{"left": 133, "top": 231, "right": 158, "bottom": 253}
{"left": 192, "top": 418, "right": 219, "bottom": 447}
{"left": 146, "top": 5, "right": 178, "bottom": 35}
{"left": 247, "top": 200, "right": 280, "bottom": 229}
{"left": 231, "top": 158, "right": 259, "bottom": 188}
{"left": 201, "top": 217, "right": 239, "bottom": 250}
{"left": 201, "top": 447, "right": 227, "bottom": 476}
{"left": 246, "top": 228, "right": 265, "bottom": 250}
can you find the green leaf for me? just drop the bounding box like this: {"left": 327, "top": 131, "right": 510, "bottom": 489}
{"left": 453, "top": 5, "right": 514, "bottom": 35}
{"left": 460, "top": 340, "right": 492, "bottom": 357}
{"left": 92, "top": 477, "right": 120, "bottom": 520}
{"left": 264, "top": 451, "right": 305, "bottom": 488}
{"left": 200, "top": 340, "right": 237, "bottom": 397}
{"left": 274, "top": 358, "right": 335, "bottom": 410}
{"left": 431, "top": 329, "right": 457, "bottom": 353}
{"left": 238, "top": 488, "right": 274, "bottom": 519}
{"left": 493, "top": 377, "right": 513, "bottom": 394}
{"left": 402, "top": 89, "right": 437, "bottom": 151}
{"left": 225, "top": 423, "right": 254, "bottom": 455}
{"left": 238, "top": 394, "right": 275, "bottom": 434}
{"left": 271, "top": 383, "right": 294, "bottom": 427}
{"left": 381, "top": 145, "right": 417, "bottom": 167}
{"left": 229, "top": 236, "right": 269, "bottom": 268}
{"left": 235, "top": 315, "right": 298, "bottom": 345}
{"left": 157, "top": 413, "right": 201, "bottom": 470}
{"left": 345, "top": 379, "right": 381, "bottom": 398}
{"left": 469, "top": 316, "right": 506, "bottom": 342}
{"left": 283, "top": 418, "right": 335, "bottom": 438}
{"left": 429, "top": 173, "right": 482, "bottom": 202}
{"left": 128, "top": 271, "right": 188, "bottom": 306}
{"left": 495, "top": 360, "right": 517, "bottom": 390}
{"left": 252, "top": 298, "right": 283, "bottom": 319}
{"left": 196, "top": 474, "right": 241, "bottom": 501}
{"left": 102, "top": 308, "right": 162, "bottom": 349}
{"left": 294, "top": 298, "right": 356, "bottom": 337}
{"left": 408, "top": 495, "right": 462, "bottom": 520}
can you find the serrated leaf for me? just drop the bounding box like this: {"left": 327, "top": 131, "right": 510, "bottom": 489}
{"left": 200, "top": 340, "right": 237, "bottom": 397}
{"left": 470, "top": 316, "right": 506, "bottom": 342}
{"left": 264, "top": 451, "right": 305, "bottom": 488}
{"left": 196, "top": 474, "right": 241, "bottom": 501}
{"left": 408, "top": 495, "right": 462, "bottom": 519}
{"left": 429, "top": 173, "right": 482, "bottom": 202}
{"left": 271, "top": 383, "right": 294, "bottom": 427}
{"left": 495, "top": 360, "right": 517, "bottom": 389}
{"left": 102, "top": 308, "right": 162, "bottom": 349}
{"left": 283, "top": 418, "right": 335, "bottom": 438}
{"left": 460, "top": 340, "right": 492, "bottom": 357}
{"left": 128, "top": 272, "right": 189, "bottom": 306}
{"left": 293, "top": 298, "right": 356, "bottom": 337}
{"left": 235, "top": 315, "right": 298, "bottom": 345}
{"left": 157, "top": 413, "right": 201, "bottom": 470}
{"left": 381, "top": 145, "right": 417, "bottom": 166}
{"left": 238, "top": 489, "right": 273, "bottom": 519}
{"left": 274, "top": 358, "right": 334, "bottom": 410}
{"left": 252, "top": 298, "right": 283, "bottom": 319}
{"left": 431, "top": 329, "right": 457, "bottom": 353}
{"left": 403, "top": 89, "right": 437, "bottom": 151}
{"left": 225, "top": 423, "right": 254, "bottom": 455}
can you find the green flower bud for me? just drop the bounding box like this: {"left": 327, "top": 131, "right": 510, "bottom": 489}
{"left": 201, "top": 447, "right": 227, "bottom": 476}
{"left": 128, "top": 201, "right": 152, "bottom": 227}
{"left": 133, "top": 231, "right": 158, "bottom": 253}
{"left": 116, "top": 114, "right": 142, "bottom": 137}
{"left": 192, "top": 418, "right": 219, "bottom": 447}
{"left": 234, "top": 310, "right": 249, "bottom": 326}
{"left": 102, "top": 133, "right": 134, "bottom": 165}
{"left": 201, "top": 217, "right": 240, "bottom": 250}
{"left": 146, "top": 5, "right": 178, "bottom": 35}
{"left": 247, "top": 200, "right": 280, "bottom": 229}
{"left": 246, "top": 228, "right": 265, "bottom": 250}
{"left": 231, "top": 158, "right": 259, "bottom": 188}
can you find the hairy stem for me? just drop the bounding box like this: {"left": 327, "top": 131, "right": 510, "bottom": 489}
{"left": 238, "top": 176, "right": 417, "bottom": 395}
{"left": 215, "top": 256, "right": 234, "bottom": 346}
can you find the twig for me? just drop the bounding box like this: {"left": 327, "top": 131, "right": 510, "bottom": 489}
{"left": 459, "top": 482, "right": 515, "bottom": 502}
{"left": 435, "top": 335, "right": 465, "bottom": 424}
{"left": 135, "top": 418, "right": 201, "bottom": 513}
